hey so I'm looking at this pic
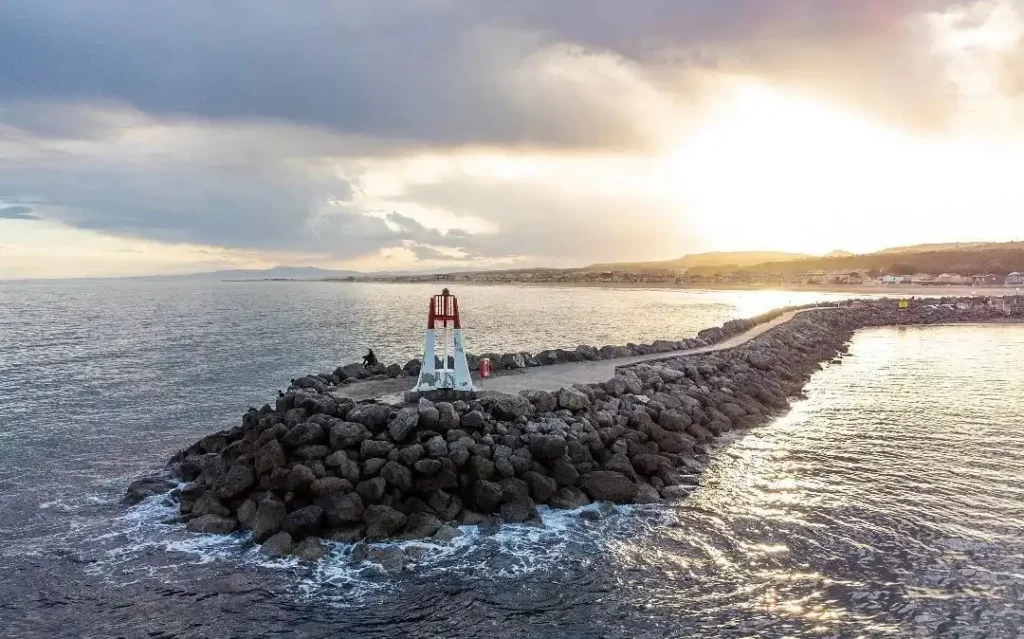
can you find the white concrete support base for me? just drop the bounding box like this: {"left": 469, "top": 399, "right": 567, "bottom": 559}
{"left": 413, "top": 328, "right": 476, "bottom": 393}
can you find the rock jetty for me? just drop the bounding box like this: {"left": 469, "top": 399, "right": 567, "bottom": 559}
{"left": 128, "top": 298, "right": 1020, "bottom": 559}
{"left": 302, "top": 305, "right": 820, "bottom": 389}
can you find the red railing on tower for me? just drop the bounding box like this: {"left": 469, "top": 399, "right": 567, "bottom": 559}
{"left": 427, "top": 288, "right": 461, "bottom": 329}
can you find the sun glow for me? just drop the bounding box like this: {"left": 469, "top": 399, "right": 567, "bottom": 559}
{"left": 662, "top": 80, "right": 1024, "bottom": 254}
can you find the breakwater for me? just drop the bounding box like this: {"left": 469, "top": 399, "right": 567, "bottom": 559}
{"left": 127, "top": 298, "right": 1021, "bottom": 562}
{"left": 307, "top": 304, "right": 822, "bottom": 389}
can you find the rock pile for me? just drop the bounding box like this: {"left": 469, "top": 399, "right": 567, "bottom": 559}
{"left": 128, "top": 298, "right": 1018, "bottom": 558}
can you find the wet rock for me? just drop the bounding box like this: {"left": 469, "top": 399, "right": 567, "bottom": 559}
{"left": 325, "top": 525, "right": 365, "bottom": 543}
{"left": 219, "top": 462, "right": 255, "bottom": 500}
{"left": 478, "top": 515, "right": 502, "bottom": 536}
{"left": 660, "top": 485, "right": 694, "bottom": 500}
{"left": 283, "top": 505, "right": 323, "bottom": 539}
{"left": 579, "top": 471, "right": 637, "bottom": 504}
{"left": 460, "top": 410, "right": 485, "bottom": 430}
{"left": 523, "top": 471, "right": 558, "bottom": 503}
{"left": 186, "top": 514, "right": 238, "bottom": 534}
{"left": 634, "top": 483, "right": 661, "bottom": 504}
{"left": 237, "top": 497, "right": 259, "bottom": 529}
{"left": 549, "top": 487, "right": 590, "bottom": 509}
{"left": 316, "top": 492, "right": 364, "bottom": 526}
{"left": 260, "top": 531, "right": 293, "bottom": 558}
{"left": 292, "top": 537, "right": 329, "bottom": 562}
{"left": 363, "top": 505, "right": 408, "bottom": 540}
{"left": 402, "top": 512, "right": 443, "bottom": 539}
{"left": 433, "top": 525, "right": 463, "bottom": 543}
{"left": 366, "top": 546, "right": 407, "bottom": 573}
{"left": 285, "top": 464, "right": 316, "bottom": 493}
{"left": 123, "top": 476, "right": 177, "bottom": 504}
{"left": 500, "top": 497, "right": 538, "bottom": 523}
{"left": 550, "top": 458, "right": 580, "bottom": 487}
{"left": 397, "top": 444, "right": 425, "bottom": 466}
{"left": 252, "top": 498, "right": 288, "bottom": 542}
{"left": 473, "top": 480, "right": 504, "bottom": 513}
{"left": 658, "top": 409, "right": 693, "bottom": 432}
{"left": 192, "top": 492, "right": 232, "bottom": 518}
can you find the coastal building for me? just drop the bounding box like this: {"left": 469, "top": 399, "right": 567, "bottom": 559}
{"left": 935, "top": 273, "right": 968, "bottom": 285}
{"left": 972, "top": 274, "right": 1001, "bottom": 286}
{"left": 880, "top": 275, "right": 907, "bottom": 284}
{"left": 1006, "top": 272, "right": 1024, "bottom": 286}
{"left": 909, "top": 273, "right": 934, "bottom": 284}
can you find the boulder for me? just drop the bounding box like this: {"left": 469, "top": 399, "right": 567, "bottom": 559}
{"left": 347, "top": 403, "right": 392, "bottom": 428}
{"left": 283, "top": 421, "right": 326, "bottom": 448}
{"left": 252, "top": 499, "right": 288, "bottom": 542}
{"left": 282, "top": 505, "right": 323, "bottom": 539}
{"left": 389, "top": 407, "right": 420, "bottom": 442}
{"left": 500, "top": 497, "right": 538, "bottom": 523}
{"left": 490, "top": 395, "right": 534, "bottom": 421}
{"left": 316, "top": 492, "right": 364, "bottom": 526}
{"left": 549, "top": 487, "right": 590, "bottom": 509}
{"left": 634, "top": 483, "right": 662, "bottom": 504}
{"left": 186, "top": 514, "right": 237, "bottom": 534}
{"left": 425, "top": 435, "right": 448, "bottom": 458}
{"left": 311, "top": 477, "right": 352, "bottom": 496}
{"left": 192, "top": 492, "right": 232, "bottom": 518}
{"left": 255, "top": 439, "right": 287, "bottom": 475}
{"left": 363, "top": 505, "right": 408, "bottom": 540}
{"left": 658, "top": 409, "right": 693, "bottom": 432}
{"left": 433, "top": 525, "right": 463, "bottom": 543}
{"left": 219, "top": 462, "right": 255, "bottom": 500}
{"left": 361, "top": 439, "right": 395, "bottom": 459}
{"left": 330, "top": 422, "right": 372, "bottom": 449}
{"left": 414, "top": 458, "right": 442, "bottom": 475}
{"left": 558, "top": 386, "right": 591, "bottom": 411}
{"left": 436, "top": 402, "right": 460, "bottom": 430}
{"left": 460, "top": 410, "right": 485, "bottom": 429}
{"left": 380, "top": 461, "right": 413, "bottom": 492}
{"left": 521, "top": 390, "right": 557, "bottom": 414}
{"left": 123, "top": 476, "right": 177, "bottom": 504}
{"left": 523, "top": 471, "right": 558, "bottom": 503}
{"left": 529, "top": 434, "right": 567, "bottom": 461}
{"left": 402, "top": 512, "right": 443, "bottom": 539}
{"left": 260, "top": 531, "right": 293, "bottom": 558}
{"left": 285, "top": 464, "right": 316, "bottom": 493}
{"left": 472, "top": 480, "right": 504, "bottom": 513}
{"left": 579, "top": 471, "right": 638, "bottom": 504}
{"left": 292, "top": 537, "right": 329, "bottom": 562}
{"left": 356, "top": 477, "right": 386, "bottom": 504}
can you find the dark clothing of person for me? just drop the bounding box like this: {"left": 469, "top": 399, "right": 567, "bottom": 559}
{"left": 362, "top": 349, "right": 378, "bottom": 368}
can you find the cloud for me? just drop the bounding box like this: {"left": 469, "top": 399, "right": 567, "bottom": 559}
{"left": 0, "top": 205, "right": 38, "bottom": 220}
{"left": 0, "top": 0, "right": 994, "bottom": 148}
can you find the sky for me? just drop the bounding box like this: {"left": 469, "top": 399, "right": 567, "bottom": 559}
{"left": 1, "top": 0, "right": 1023, "bottom": 279}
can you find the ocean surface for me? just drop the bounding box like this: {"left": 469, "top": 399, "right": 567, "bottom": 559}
{"left": 1, "top": 280, "right": 1023, "bottom": 637}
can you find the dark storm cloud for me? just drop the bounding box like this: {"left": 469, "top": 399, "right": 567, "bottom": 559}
{"left": 0, "top": 205, "right": 39, "bottom": 220}
{"left": 0, "top": 0, "right": 968, "bottom": 147}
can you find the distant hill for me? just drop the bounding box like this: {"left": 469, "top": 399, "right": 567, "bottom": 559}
{"left": 585, "top": 251, "right": 813, "bottom": 272}
{"left": 139, "top": 266, "right": 364, "bottom": 281}
{"left": 874, "top": 241, "right": 1024, "bottom": 255}
{"left": 703, "top": 242, "right": 1024, "bottom": 278}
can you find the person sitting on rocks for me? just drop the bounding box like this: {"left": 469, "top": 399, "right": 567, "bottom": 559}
{"left": 362, "top": 348, "right": 378, "bottom": 368}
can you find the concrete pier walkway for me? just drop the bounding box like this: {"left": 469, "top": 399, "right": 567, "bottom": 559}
{"left": 331, "top": 308, "right": 824, "bottom": 403}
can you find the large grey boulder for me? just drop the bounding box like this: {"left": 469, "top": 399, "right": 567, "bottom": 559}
{"left": 579, "top": 471, "right": 638, "bottom": 504}
{"left": 252, "top": 499, "right": 288, "bottom": 542}
{"left": 255, "top": 439, "right": 287, "bottom": 475}
{"left": 529, "top": 434, "right": 567, "bottom": 461}
{"left": 219, "top": 462, "right": 255, "bottom": 500}
{"left": 316, "top": 492, "right": 364, "bottom": 526}
{"left": 347, "top": 403, "right": 392, "bottom": 428}
{"left": 558, "top": 386, "right": 591, "bottom": 411}
{"left": 187, "top": 514, "right": 238, "bottom": 534}
{"left": 389, "top": 407, "right": 420, "bottom": 442}
{"left": 123, "top": 476, "right": 177, "bottom": 504}
{"left": 363, "top": 505, "right": 408, "bottom": 540}
{"left": 329, "top": 422, "right": 372, "bottom": 449}
{"left": 260, "top": 531, "right": 293, "bottom": 558}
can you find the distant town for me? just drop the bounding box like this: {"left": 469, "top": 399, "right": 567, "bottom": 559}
{"left": 344, "top": 268, "right": 1024, "bottom": 288}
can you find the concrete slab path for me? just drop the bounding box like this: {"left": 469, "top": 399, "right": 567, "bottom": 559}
{"left": 330, "top": 307, "right": 829, "bottom": 403}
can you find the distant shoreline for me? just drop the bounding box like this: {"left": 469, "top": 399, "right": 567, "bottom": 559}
{"left": 237, "top": 278, "right": 1023, "bottom": 298}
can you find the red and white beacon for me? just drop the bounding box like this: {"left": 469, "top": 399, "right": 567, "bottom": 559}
{"left": 412, "top": 289, "right": 477, "bottom": 396}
